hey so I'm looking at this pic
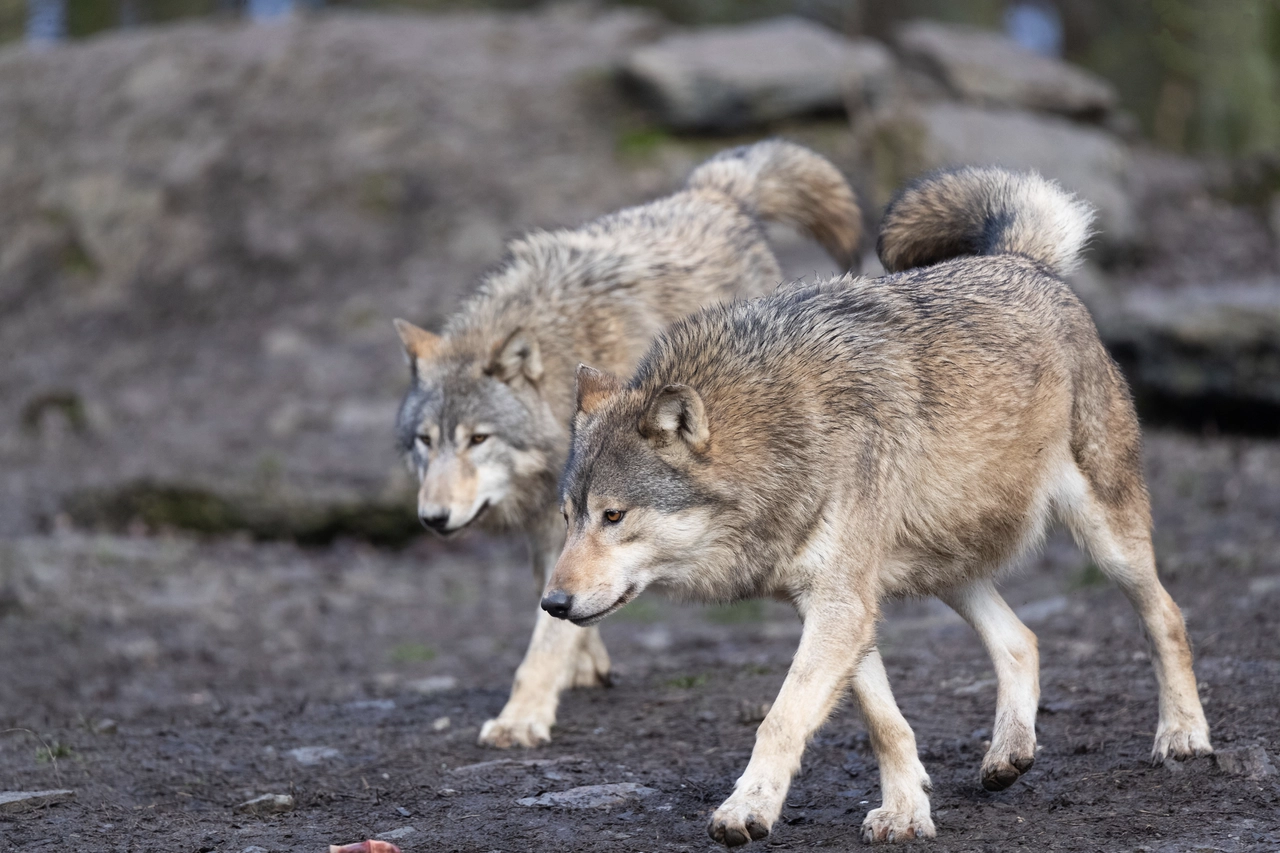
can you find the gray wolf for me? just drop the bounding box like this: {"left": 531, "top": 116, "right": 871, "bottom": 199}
{"left": 547, "top": 166, "right": 1212, "bottom": 845}
{"left": 392, "top": 140, "right": 861, "bottom": 748}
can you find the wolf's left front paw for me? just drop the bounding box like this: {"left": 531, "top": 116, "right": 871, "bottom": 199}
{"left": 708, "top": 801, "right": 772, "bottom": 848}
{"left": 1151, "top": 722, "right": 1212, "bottom": 764}
{"left": 477, "top": 716, "right": 551, "bottom": 749}
{"left": 860, "top": 802, "right": 935, "bottom": 844}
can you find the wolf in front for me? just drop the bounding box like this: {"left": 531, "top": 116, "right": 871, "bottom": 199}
{"left": 392, "top": 141, "right": 862, "bottom": 748}
{"left": 548, "top": 167, "right": 1212, "bottom": 845}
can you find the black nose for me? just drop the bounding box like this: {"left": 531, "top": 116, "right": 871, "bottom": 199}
{"left": 540, "top": 589, "right": 574, "bottom": 620}
{"left": 419, "top": 511, "right": 450, "bottom": 532}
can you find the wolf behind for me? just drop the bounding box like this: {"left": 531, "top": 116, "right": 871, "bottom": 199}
{"left": 548, "top": 167, "right": 1211, "bottom": 845}
{"left": 392, "top": 141, "right": 861, "bottom": 748}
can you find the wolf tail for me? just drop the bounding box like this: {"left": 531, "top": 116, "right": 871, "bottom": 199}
{"left": 685, "top": 140, "right": 862, "bottom": 270}
{"left": 877, "top": 167, "right": 1095, "bottom": 278}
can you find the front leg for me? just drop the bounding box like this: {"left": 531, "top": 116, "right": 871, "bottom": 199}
{"left": 709, "top": 597, "right": 880, "bottom": 847}
{"left": 478, "top": 524, "right": 611, "bottom": 748}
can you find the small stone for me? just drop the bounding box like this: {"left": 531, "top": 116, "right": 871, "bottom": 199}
{"left": 289, "top": 746, "right": 342, "bottom": 766}
{"left": 234, "top": 793, "right": 295, "bottom": 815}
{"left": 379, "top": 826, "right": 418, "bottom": 841}
{"left": 242, "top": 847, "right": 271, "bottom": 853}
{"left": 93, "top": 718, "right": 119, "bottom": 734}
{"left": 1215, "top": 745, "right": 1276, "bottom": 780}
{"left": 516, "top": 782, "right": 657, "bottom": 809}
{"left": 346, "top": 699, "right": 396, "bottom": 712}
{"left": 431, "top": 716, "right": 451, "bottom": 732}
{"left": 0, "top": 790, "right": 75, "bottom": 814}
{"left": 406, "top": 675, "right": 457, "bottom": 695}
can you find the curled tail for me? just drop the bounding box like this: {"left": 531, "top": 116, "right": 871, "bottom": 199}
{"left": 877, "top": 167, "right": 1095, "bottom": 278}
{"left": 686, "top": 140, "right": 862, "bottom": 270}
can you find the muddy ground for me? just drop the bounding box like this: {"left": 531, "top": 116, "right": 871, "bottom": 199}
{"left": 1, "top": 430, "right": 1277, "bottom": 852}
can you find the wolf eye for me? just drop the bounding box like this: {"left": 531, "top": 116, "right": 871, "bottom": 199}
{"left": 416, "top": 434, "right": 431, "bottom": 449}
{"left": 603, "top": 509, "right": 624, "bottom": 524}
{"left": 470, "top": 433, "right": 489, "bottom": 446}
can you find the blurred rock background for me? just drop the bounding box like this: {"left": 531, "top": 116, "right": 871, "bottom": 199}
{"left": 0, "top": 0, "right": 1277, "bottom": 540}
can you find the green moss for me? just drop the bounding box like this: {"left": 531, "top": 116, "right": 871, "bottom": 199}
{"left": 390, "top": 642, "right": 437, "bottom": 664}
{"left": 21, "top": 391, "right": 89, "bottom": 435}
{"left": 615, "top": 126, "right": 672, "bottom": 160}
{"left": 1070, "top": 561, "right": 1108, "bottom": 590}
{"left": 662, "top": 673, "right": 708, "bottom": 689}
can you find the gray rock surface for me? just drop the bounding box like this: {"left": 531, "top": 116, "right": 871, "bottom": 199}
{"left": 621, "top": 16, "right": 895, "bottom": 130}
{"left": 861, "top": 102, "right": 1136, "bottom": 250}
{"left": 895, "top": 20, "right": 1116, "bottom": 118}
{"left": 516, "top": 782, "right": 657, "bottom": 809}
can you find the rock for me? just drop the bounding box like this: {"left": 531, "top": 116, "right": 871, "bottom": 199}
{"left": 289, "top": 746, "right": 343, "bottom": 766}
{"left": 1097, "top": 278, "right": 1280, "bottom": 406}
{"left": 233, "top": 793, "right": 295, "bottom": 815}
{"left": 1215, "top": 745, "right": 1276, "bottom": 779}
{"left": 242, "top": 847, "right": 271, "bottom": 853}
{"left": 861, "top": 102, "right": 1136, "bottom": 252}
{"left": 406, "top": 675, "right": 457, "bottom": 695}
{"left": 450, "top": 755, "right": 586, "bottom": 776}
{"left": 895, "top": 20, "right": 1116, "bottom": 118}
{"left": 93, "top": 718, "right": 119, "bottom": 734}
{"left": 0, "top": 789, "right": 75, "bottom": 813}
{"left": 431, "top": 716, "right": 451, "bottom": 732}
{"left": 1015, "top": 596, "right": 1070, "bottom": 624}
{"left": 516, "top": 782, "right": 657, "bottom": 809}
{"left": 0, "top": 8, "right": 660, "bottom": 538}
{"left": 377, "top": 827, "right": 418, "bottom": 841}
{"left": 288, "top": 745, "right": 343, "bottom": 766}
{"left": 621, "top": 17, "right": 895, "bottom": 131}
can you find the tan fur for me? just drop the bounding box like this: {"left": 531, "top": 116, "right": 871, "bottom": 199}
{"left": 548, "top": 168, "right": 1210, "bottom": 845}
{"left": 392, "top": 141, "right": 861, "bottom": 748}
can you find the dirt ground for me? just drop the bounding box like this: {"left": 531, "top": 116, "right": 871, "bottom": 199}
{"left": 1, "top": 430, "right": 1278, "bottom": 852}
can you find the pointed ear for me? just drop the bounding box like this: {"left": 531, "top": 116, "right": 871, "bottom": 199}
{"left": 575, "top": 364, "right": 622, "bottom": 415}
{"left": 640, "top": 384, "right": 709, "bottom": 453}
{"left": 489, "top": 329, "right": 543, "bottom": 384}
{"left": 393, "top": 318, "right": 441, "bottom": 365}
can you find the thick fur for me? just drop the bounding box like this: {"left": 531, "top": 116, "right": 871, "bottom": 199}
{"left": 877, "top": 166, "right": 1093, "bottom": 277}
{"left": 550, "top": 169, "right": 1210, "bottom": 846}
{"left": 393, "top": 140, "right": 861, "bottom": 749}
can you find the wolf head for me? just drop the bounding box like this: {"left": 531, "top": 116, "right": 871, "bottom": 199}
{"left": 540, "top": 365, "right": 724, "bottom": 625}
{"left": 394, "top": 318, "right": 559, "bottom": 536}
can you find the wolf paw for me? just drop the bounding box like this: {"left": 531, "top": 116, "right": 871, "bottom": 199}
{"left": 477, "top": 717, "right": 551, "bottom": 749}
{"left": 860, "top": 803, "right": 935, "bottom": 844}
{"left": 1151, "top": 723, "right": 1212, "bottom": 764}
{"left": 981, "top": 746, "right": 1036, "bottom": 791}
{"left": 708, "top": 802, "right": 772, "bottom": 848}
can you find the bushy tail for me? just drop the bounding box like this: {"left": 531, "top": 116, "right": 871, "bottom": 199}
{"left": 685, "top": 140, "right": 862, "bottom": 270}
{"left": 877, "top": 167, "right": 1095, "bottom": 278}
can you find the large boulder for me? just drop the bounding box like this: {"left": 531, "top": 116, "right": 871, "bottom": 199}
{"left": 1096, "top": 277, "right": 1280, "bottom": 408}
{"left": 0, "top": 8, "right": 666, "bottom": 537}
{"left": 894, "top": 20, "right": 1117, "bottom": 119}
{"left": 620, "top": 16, "right": 895, "bottom": 131}
{"left": 860, "top": 102, "right": 1137, "bottom": 252}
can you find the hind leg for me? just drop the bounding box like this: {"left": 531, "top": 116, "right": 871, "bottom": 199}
{"left": 941, "top": 580, "right": 1040, "bottom": 790}
{"left": 1060, "top": 468, "right": 1211, "bottom": 763}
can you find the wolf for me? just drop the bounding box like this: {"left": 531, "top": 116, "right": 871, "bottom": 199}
{"left": 547, "top": 167, "right": 1212, "bottom": 845}
{"left": 392, "top": 141, "right": 862, "bottom": 748}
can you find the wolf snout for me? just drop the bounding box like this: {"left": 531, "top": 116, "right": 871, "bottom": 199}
{"left": 418, "top": 509, "right": 451, "bottom": 532}
{"left": 540, "top": 589, "right": 574, "bottom": 620}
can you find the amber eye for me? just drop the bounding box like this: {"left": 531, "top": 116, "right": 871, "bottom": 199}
{"left": 470, "top": 433, "right": 489, "bottom": 446}
{"left": 603, "top": 509, "right": 624, "bottom": 524}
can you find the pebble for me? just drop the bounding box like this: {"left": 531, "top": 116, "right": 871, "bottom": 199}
{"left": 378, "top": 826, "right": 418, "bottom": 841}
{"left": 406, "top": 675, "right": 457, "bottom": 694}
{"left": 234, "top": 793, "right": 295, "bottom": 815}
{"left": 0, "top": 790, "right": 75, "bottom": 814}
{"left": 431, "top": 716, "right": 451, "bottom": 732}
{"left": 1215, "top": 745, "right": 1276, "bottom": 780}
{"left": 516, "top": 782, "right": 657, "bottom": 809}
{"left": 289, "top": 746, "right": 343, "bottom": 766}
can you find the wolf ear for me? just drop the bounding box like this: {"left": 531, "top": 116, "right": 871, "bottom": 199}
{"left": 393, "top": 318, "right": 441, "bottom": 366}
{"left": 489, "top": 329, "right": 543, "bottom": 385}
{"left": 640, "top": 384, "right": 709, "bottom": 453}
{"left": 575, "top": 364, "right": 621, "bottom": 415}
